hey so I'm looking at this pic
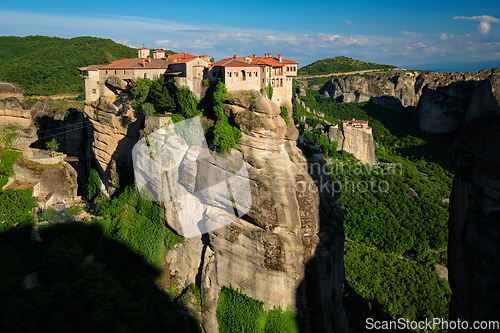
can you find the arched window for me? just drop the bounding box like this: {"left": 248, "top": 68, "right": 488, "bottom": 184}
{"left": 254, "top": 72, "right": 258, "bottom": 77}
{"left": 241, "top": 70, "right": 246, "bottom": 81}
{"left": 280, "top": 78, "right": 283, "bottom": 87}
{"left": 228, "top": 72, "right": 232, "bottom": 78}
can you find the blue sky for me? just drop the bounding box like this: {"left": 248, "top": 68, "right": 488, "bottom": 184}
{"left": 1, "top": 0, "right": 499, "bottom": 68}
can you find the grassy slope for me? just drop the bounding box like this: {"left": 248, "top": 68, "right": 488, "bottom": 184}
{"left": 0, "top": 35, "right": 174, "bottom": 96}
{"left": 298, "top": 56, "right": 396, "bottom": 76}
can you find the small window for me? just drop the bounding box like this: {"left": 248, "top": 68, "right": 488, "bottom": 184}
{"left": 97, "top": 81, "right": 99, "bottom": 84}
{"left": 254, "top": 72, "right": 257, "bottom": 77}
{"left": 114, "top": 70, "right": 117, "bottom": 74}
{"left": 228, "top": 72, "right": 232, "bottom": 78}
{"left": 124, "top": 70, "right": 126, "bottom": 74}
{"left": 144, "top": 73, "right": 147, "bottom": 78}
{"left": 105, "top": 70, "right": 108, "bottom": 74}
{"left": 235, "top": 72, "right": 238, "bottom": 77}
{"left": 92, "top": 89, "right": 96, "bottom": 94}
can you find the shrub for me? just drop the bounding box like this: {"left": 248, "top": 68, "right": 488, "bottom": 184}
{"left": 0, "top": 123, "right": 21, "bottom": 149}
{"left": 85, "top": 169, "right": 101, "bottom": 200}
{"left": 141, "top": 102, "right": 156, "bottom": 117}
{"left": 213, "top": 120, "right": 241, "bottom": 153}
{"left": 217, "top": 285, "right": 300, "bottom": 333}
{"left": 280, "top": 106, "right": 290, "bottom": 125}
{"left": 43, "top": 207, "right": 57, "bottom": 221}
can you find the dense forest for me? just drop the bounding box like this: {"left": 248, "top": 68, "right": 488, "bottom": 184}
{"left": 294, "top": 87, "right": 452, "bottom": 331}
{"left": 0, "top": 36, "right": 174, "bottom": 96}
{"left": 298, "top": 56, "right": 396, "bottom": 76}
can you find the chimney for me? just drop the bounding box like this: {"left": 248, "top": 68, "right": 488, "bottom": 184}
{"left": 268, "top": 52, "right": 272, "bottom": 58}
{"left": 253, "top": 54, "right": 257, "bottom": 58}
{"left": 265, "top": 53, "right": 269, "bottom": 58}
{"left": 142, "top": 59, "right": 145, "bottom": 67}
{"left": 278, "top": 54, "right": 282, "bottom": 62}
{"left": 233, "top": 54, "right": 237, "bottom": 59}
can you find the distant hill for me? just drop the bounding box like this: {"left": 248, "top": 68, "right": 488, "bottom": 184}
{"left": 298, "top": 56, "right": 397, "bottom": 76}
{"left": 406, "top": 60, "right": 500, "bottom": 73}
{"left": 0, "top": 36, "right": 175, "bottom": 96}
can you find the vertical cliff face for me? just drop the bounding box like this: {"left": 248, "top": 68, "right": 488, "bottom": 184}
{"left": 0, "top": 82, "right": 37, "bottom": 150}
{"left": 161, "top": 91, "right": 348, "bottom": 333}
{"left": 320, "top": 69, "right": 500, "bottom": 133}
{"left": 448, "top": 112, "right": 500, "bottom": 324}
{"left": 82, "top": 77, "right": 143, "bottom": 194}
{"left": 340, "top": 125, "right": 376, "bottom": 164}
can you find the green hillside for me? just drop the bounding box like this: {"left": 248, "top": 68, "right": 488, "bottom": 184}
{"left": 0, "top": 36, "right": 174, "bottom": 96}
{"left": 298, "top": 56, "right": 396, "bottom": 76}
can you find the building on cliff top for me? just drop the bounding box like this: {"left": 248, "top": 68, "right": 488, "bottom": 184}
{"left": 78, "top": 47, "right": 211, "bottom": 101}
{"left": 79, "top": 48, "right": 298, "bottom": 105}
{"left": 341, "top": 118, "right": 373, "bottom": 134}
{"left": 209, "top": 53, "right": 298, "bottom": 105}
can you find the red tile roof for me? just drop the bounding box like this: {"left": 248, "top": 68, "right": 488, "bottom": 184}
{"left": 214, "top": 54, "right": 298, "bottom": 68}
{"left": 100, "top": 58, "right": 174, "bottom": 69}
{"left": 166, "top": 52, "right": 198, "bottom": 60}
{"left": 138, "top": 47, "right": 150, "bottom": 50}
{"left": 153, "top": 50, "right": 164, "bottom": 53}
{"left": 213, "top": 58, "right": 259, "bottom": 68}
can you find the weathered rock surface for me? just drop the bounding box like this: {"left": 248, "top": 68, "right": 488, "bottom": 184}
{"left": 30, "top": 100, "right": 91, "bottom": 158}
{"left": 13, "top": 156, "right": 78, "bottom": 200}
{"left": 320, "top": 69, "right": 500, "bottom": 133}
{"left": 341, "top": 125, "right": 376, "bottom": 164}
{"left": 448, "top": 112, "right": 500, "bottom": 326}
{"left": 161, "top": 91, "right": 348, "bottom": 333}
{"left": 0, "top": 82, "right": 37, "bottom": 150}
{"left": 83, "top": 92, "right": 144, "bottom": 194}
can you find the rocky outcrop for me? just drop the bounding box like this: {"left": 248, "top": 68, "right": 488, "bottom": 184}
{"left": 0, "top": 82, "right": 37, "bottom": 150}
{"left": 30, "top": 100, "right": 90, "bottom": 158}
{"left": 340, "top": 125, "right": 376, "bottom": 164}
{"left": 158, "top": 91, "right": 348, "bottom": 332}
{"left": 13, "top": 156, "right": 78, "bottom": 200}
{"left": 327, "top": 124, "right": 376, "bottom": 164}
{"left": 320, "top": 69, "right": 500, "bottom": 133}
{"left": 83, "top": 91, "right": 144, "bottom": 195}
{"left": 448, "top": 112, "right": 500, "bottom": 326}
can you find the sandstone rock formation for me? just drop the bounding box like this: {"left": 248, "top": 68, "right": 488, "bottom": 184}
{"left": 158, "top": 91, "right": 348, "bottom": 332}
{"left": 13, "top": 156, "right": 78, "bottom": 200}
{"left": 31, "top": 100, "right": 91, "bottom": 158}
{"left": 327, "top": 123, "right": 376, "bottom": 164}
{"left": 0, "top": 82, "right": 37, "bottom": 150}
{"left": 83, "top": 93, "right": 144, "bottom": 195}
{"left": 320, "top": 69, "right": 500, "bottom": 133}
{"left": 448, "top": 112, "right": 500, "bottom": 326}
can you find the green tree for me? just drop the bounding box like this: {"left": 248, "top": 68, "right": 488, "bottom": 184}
{"left": 280, "top": 106, "right": 290, "bottom": 125}
{"left": 85, "top": 169, "right": 102, "bottom": 200}
{"left": 266, "top": 82, "right": 273, "bottom": 100}
{"left": 175, "top": 86, "right": 200, "bottom": 118}
{"left": 147, "top": 77, "right": 176, "bottom": 113}
{"left": 131, "top": 78, "right": 153, "bottom": 108}
{"left": 46, "top": 139, "right": 59, "bottom": 153}
{"left": 212, "top": 82, "right": 241, "bottom": 152}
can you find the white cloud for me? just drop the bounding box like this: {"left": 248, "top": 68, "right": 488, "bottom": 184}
{"left": 437, "top": 33, "right": 455, "bottom": 41}
{"left": 453, "top": 15, "right": 500, "bottom": 35}
{"left": 344, "top": 20, "right": 354, "bottom": 26}
{"left": 401, "top": 31, "right": 422, "bottom": 38}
